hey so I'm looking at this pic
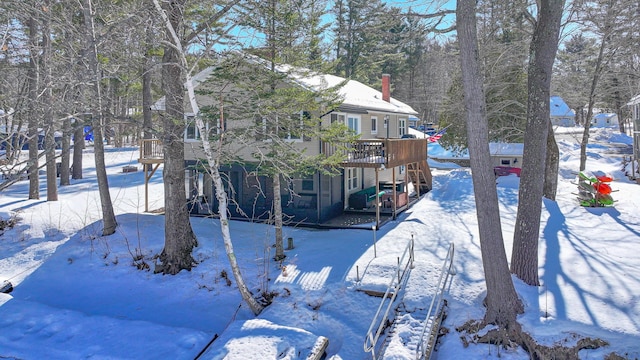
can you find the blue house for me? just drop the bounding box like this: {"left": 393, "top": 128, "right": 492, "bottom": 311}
{"left": 550, "top": 96, "right": 576, "bottom": 127}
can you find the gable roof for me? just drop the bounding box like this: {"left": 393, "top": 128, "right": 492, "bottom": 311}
{"left": 627, "top": 94, "right": 640, "bottom": 106}
{"left": 489, "top": 143, "right": 523, "bottom": 156}
{"left": 593, "top": 113, "right": 618, "bottom": 121}
{"left": 550, "top": 96, "right": 576, "bottom": 118}
{"left": 152, "top": 54, "right": 418, "bottom": 116}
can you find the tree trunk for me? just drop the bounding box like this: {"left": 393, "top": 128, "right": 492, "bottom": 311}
{"left": 42, "top": 1, "right": 57, "bottom": 202}
{"left": 273, "top": 174, "right": 285, "bottom": 261}
{"left": 141, "top": 24, "right": 155, "bottom": 172}
{"left": 457, "top": 0, "right": 523, "bottom": 328}
{"left": 543, "top": 120, "right": 559, "bottom": 200}
{"left": 212, "top": 163, "right": 264, "bottom": 315}
{"left": 579, "top": 2, "right": 614, "bottom": 172}
{"left": 83, "top": 0, "right": 117, "bottom": 235}
{"left": 72, "top": 119, "right": 84, "bottom": 180}
{"left": 59, "top": 117, "right": 71, "bottom": 186}
{"left": 142, "top": 24, "right": 154, "bottom": 142}
{"left": 27, "top": 14, "right": 39, "bottom": 200}
{"left": 154, "top": 0, "right": 198, "bottom": 275}
{"left": 511, "top": 0, "right": 564, "bottom": 286}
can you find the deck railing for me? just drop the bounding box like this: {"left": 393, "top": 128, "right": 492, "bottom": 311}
{"left": 139, "top": 139, "right": 163, "bottom": 162}
{"left": 363, "top": 235, "right": 415, "bottom": 359}
{"left": 415, "top": 243, "right": 456, "bottom": 360}
{"left": 323, "top": 138, "right": 428, "bottom": 168}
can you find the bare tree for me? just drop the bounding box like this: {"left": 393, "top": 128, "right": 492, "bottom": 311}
{"left": 42, "top": 0, "right": 57, "bottom": 201}
{"left": 511, "top": 0, "right": 565, "bottom": 286}
{"left": 81, "top": 0, "right": 117, "bottom": 235}
{"left": 26, "top": 8, "right": 40, "bottom": 199}
{"left": 456, "top": 0, "right": 523, "bottom": 330}
{"left": 575, "top": 0, "right": 625, "bottom": 171}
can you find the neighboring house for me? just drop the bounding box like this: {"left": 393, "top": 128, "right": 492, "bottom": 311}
{"left": 591, "top": 113, "right": 619, "bottom": 128}
{"left": 490, "top": 143, "right": 523, "bottom": 168}
{"left": 141, "top": 55, "right": 432, "bottom": 229}
{"left": 490, "top": 143, "right": 523, "bottom": 177}
{"left": 550, "top": 96, "right": 576, "bottom": 126}
{"left": 408, "top": 116, "right": 420, "bottom": 128}
{"left": 626, "top": 94, "right": 640, "bottom": 179}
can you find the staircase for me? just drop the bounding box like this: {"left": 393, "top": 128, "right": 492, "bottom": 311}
{"left": 408, "top": 160, "right": 432, "bottom": 195}
{"left": 375, "top": 303, "right": 448, "bottom": 360}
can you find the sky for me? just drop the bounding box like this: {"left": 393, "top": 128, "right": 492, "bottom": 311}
{"left": 0, "top": 125, "right": 639, "bottom": 359}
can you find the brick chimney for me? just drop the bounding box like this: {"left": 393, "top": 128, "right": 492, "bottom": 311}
{"left": 382, "top": 74, "right": 390, "bottom": 102}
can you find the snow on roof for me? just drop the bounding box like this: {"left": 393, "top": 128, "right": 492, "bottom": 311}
{"left": 593, "top": 113, "right": 617, "bottom": 120}
{"left": 240, "top": 53, "right": 418, "bottom": 115}
{"left": 489, "top": 142, "right": 523, "bottom": 156}
{"left": 550, "top": 96, "right": 575, "bottom": 118}
{"left": 288, "top": 70, "right": 417, "bottom": 115}
{"left": 627, "top": 93, "right": 640, "bottom": 106}
{"left": 153, "top": 54, "right": 418, "bottom": 116}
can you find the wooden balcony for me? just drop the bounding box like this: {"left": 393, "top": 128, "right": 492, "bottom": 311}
{"left": 138, "top": 139, "right": 164, "bottom": 164}
{"left": 323, "top": 138, "right": 429, "bottom": 169}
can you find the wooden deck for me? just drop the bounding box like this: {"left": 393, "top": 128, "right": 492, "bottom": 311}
{"left": 138, "top": 139, "right": 163, "bottom": 212}
{"left": 323, "top": 138, "right": 429, "bottom": 169}
{"left": 138, "top": 138, "right": 431, "bottom": 225}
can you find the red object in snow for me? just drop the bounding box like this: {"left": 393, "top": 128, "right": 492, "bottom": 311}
{"left": 494, "top": 166, "right": 521, "bottom": 177}
{"left": 593, "top": 182, "right": 612, "bottom": 195}
{"left": 595, "top": 174, "right": 613, "bottom": 182}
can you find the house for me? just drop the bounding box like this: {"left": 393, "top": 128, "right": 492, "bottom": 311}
{"left": 625, "top": 94, "right": 640, "bottom": 180}
{"left": 591, "top": 113, "right": 619, "bottom": 128}
{"left": 490, "top": 143, "right": 523, "bottom": 168}
{"left": 408, "top": 116, "right": 420, "bottom": 128}
{"left": 490, "top": 143, "right": 523, "bottom": 177}
{"left": 550, "top": 96, "right": 576, "bottom": 127}
{"left": 140, "top": 55, "right": 432, "bottom": 229}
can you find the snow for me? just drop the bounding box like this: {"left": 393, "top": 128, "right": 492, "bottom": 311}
{"left": 1, "top": 128, "right": 639, "bottom": 359}
{"left": 156, "top": 54, "right": 418, "bottom": 116}
{"left": 550, "top": 95, "right": 576, "bottom": 117}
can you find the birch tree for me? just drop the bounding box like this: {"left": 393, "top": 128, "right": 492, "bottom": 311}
{"left": 151, "top": 0, "right": 264, "bottom": 314}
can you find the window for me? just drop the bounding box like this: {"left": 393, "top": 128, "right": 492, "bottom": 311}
{"left": 294, "top": 175, "right": 315, "bottom": 192}
{"left": 185, "top": 114, "right": 217, "bottom": 141}
{"left": 185, "top": 116, "right": 198, "bottom": 140}
{"left": 347, "top": 115, "right": 361, "bottom": 134}
{"left": 347, "top": 168, "right": 359, "bottom": 191}
{"left": 371, "top": 116, "right": 378, "bottom": 134}
{"left": 398, "top": 118, "right": 406, "bottom": 136}
{"left": 501, "top": 159, "right": 511, "bottom": 165}
{"left": 284, "top": 112, "right": 304, "bottom": 141}
{"left": 330, "top": 113, "right": 345, "bottom": 124}
{"left": 258, "top": 113, "right": 304, "bottom": 142}
{"left": 302, "top": 179, "right": 314, "bottom": 191}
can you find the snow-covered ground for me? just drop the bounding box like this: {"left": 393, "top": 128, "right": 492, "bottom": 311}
{"left": 0, "top": 127, "right": 638, "bottom": 359}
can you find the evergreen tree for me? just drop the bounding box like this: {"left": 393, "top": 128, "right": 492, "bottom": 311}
{"left": 225, "top": 0, "right": 350, "bottom": 261}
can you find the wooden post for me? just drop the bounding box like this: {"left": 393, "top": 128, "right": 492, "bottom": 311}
{"left": 392, "top": 167, "right": 397, "bottom": 219}
{"left": 144, "top": 164, "right": 149, "bottom": 212}
{"left": 375, "top": 167, "right": 380, "bottom": 229}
